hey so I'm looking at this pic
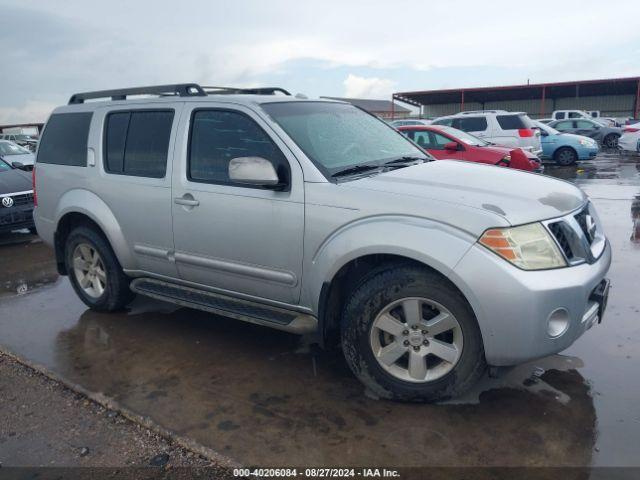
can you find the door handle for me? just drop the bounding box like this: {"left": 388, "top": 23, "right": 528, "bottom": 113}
{"left": 174, "top": 196, "right": 200, "bottom": 207}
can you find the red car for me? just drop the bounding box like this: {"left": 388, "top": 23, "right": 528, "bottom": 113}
{"left": 398, "top": 125, "right": 542, "bottom": 172}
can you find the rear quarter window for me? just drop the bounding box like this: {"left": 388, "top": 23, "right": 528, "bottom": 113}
{"left": 452, "top": 117, "right": 487, "bottom": 132}
{"left": 496, "top": 114, "right": 533, "bottom": 130}
{"left": 104, "top": 110, "right": 174, "bottom": 178}
{"left": 37, "top": 112, "right": 93, "bottom": 166}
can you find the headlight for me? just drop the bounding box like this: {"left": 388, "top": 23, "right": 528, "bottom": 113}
{"left": 479, "top": 223, "right": 567, "bottom": 270}
{"left": 579, "top": 138, "right": 595, "bottom": 146}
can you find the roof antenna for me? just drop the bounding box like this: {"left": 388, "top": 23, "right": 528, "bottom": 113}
{"left": 295, "top": 93, "right": 308, "bottom": 99}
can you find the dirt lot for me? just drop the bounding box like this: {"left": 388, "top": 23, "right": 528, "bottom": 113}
{"left": 0, "top": 352, "right": 233, "bottom": 477}
{"left": 0, "top": 151, "right": 639, "bottom": 471}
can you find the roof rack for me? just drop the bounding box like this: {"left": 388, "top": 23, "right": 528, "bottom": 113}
{"left": 68, "top": 83, "right": 291, "bottom": 104}
{"left": 201, "top": 86, "right": 292, "bottom": 96}
{"left": 68, "top": 84, "right": 206, "bottom": 104}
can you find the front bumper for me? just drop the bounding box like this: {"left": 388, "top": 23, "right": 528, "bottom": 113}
{"left": 577, "top": 145, "right": 599, "bottom": 160}
{"left": 0, "top": 203, "right": 34, "bottom": 233}
{"left": 453, "top": 239, "right": 612, "bottom": 366}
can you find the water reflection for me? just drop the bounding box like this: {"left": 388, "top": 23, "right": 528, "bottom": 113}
{"left": 49, "top": 308, "right": 597, "bottom": 467}
{"left": 0, "top": 239, "right": 58, "bottom": 298}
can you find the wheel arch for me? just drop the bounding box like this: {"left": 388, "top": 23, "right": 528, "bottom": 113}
{"left": 53, "top": 189, "right": 133, "bottom": 275}
{"left": 306, "top": 218, "right": 486, "bottom": 347}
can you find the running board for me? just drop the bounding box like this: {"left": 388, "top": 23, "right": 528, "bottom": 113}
{"left": 130, "top": 278, "right": 317, "bottom": 335}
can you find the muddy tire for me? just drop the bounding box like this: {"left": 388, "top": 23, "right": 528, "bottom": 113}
{"left": 554, "top": 147, "right": 578, "bottom": 166}
{"left": 341, "top": 264, "right": 485, "bottom": 402}
{"left": 65, "top": 226, "right": 134, "bottom": 311}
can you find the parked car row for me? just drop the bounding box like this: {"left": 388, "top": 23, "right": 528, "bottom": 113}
{"left": 392, "top": 105, "right": 627, "bottom": 168}
{"left": 0, "top": 133, "right": 39, "bottom": 152}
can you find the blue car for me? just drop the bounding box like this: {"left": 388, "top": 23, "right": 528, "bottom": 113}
{"left": 534, "top": 121, "right": 599, "bottom": 166}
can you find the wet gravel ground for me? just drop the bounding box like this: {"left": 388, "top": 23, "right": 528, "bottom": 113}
{"left": 0, "top": 150, "right": 638, "bottom": 470}
{"left": 0, "top": 352, "right": 232, "bottom": 476}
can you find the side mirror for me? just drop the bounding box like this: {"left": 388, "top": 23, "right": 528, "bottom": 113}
{"left": 11, "top": 161, "right": 26, "bottom": 170}
{"left": 444, "top": 141, "right": 459, "bottom": 151}
{"left": 537, "top": 129, "right": 548, "bottom": 137}
{"left": 229, "top": 157, "right": 282, "bottom": 188}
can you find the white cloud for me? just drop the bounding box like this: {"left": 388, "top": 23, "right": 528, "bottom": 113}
{"left": 343, "top": 74, "right": 395, "bottom": 99}
{"left": 0, "top": 100, "right": 57, "bottom": 124}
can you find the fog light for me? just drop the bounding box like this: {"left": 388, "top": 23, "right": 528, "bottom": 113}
{"left": 547, "top": 308, "right": 570, "bottom": 338}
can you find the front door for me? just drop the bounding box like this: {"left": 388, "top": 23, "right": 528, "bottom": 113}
{"left": 171, "top": 103, "right": 305, "bottom": 305}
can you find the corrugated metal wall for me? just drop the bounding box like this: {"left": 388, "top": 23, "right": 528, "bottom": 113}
{"left": 420, "top": 94, "right": 635, "bottom": 119}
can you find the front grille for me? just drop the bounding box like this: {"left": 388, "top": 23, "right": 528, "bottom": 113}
{"left": 548, "top": 222, "right": 573, "bottom": 259}
{"left": 574, "top": 208, "right": 593, "bottom": 245}
{"left": 11, "top": 192, "right": 34, "bottom": 207}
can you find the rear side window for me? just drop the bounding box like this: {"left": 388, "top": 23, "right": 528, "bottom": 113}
{"left": 496, "top": 114, "right": 533, "bottom": 130}
{"left": 452, "top": 117, "right": 487, "bottom": 132}
{"left": 37, "top": 112, "right": 92, "bottom": 166}
{"left": 104, "top": 110, "right": 174, "bottom": 178}
{"left": 432, "top": 118, "right": 454, "bottom": 127}
{"left": 188, "top": 109, "right": 289, "bottom": 187}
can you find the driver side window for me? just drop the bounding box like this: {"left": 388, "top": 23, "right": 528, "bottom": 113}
{"left": 188, "top": 109, "right": 290, "bottom": 187}
{"left": 431, "top": 132, "right": 452, "bottom": 150}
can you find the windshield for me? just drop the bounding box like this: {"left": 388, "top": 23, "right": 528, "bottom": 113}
{"left": 435, "top": 126, "right": 489, "bottom": 146}
{"left": 261, "top": 102, "right": 426, "bottom": 176}
{"left": 535, "top": 122, "right": 559, "bottom": 135}
{"left": 15, "top": 134, "right": 36, "bottom": 141}
{"left": 0, "top": 142, "right": 31, "bottom": 156}
{"left": 0, "top": 158, "right": 11, "bottom": 172}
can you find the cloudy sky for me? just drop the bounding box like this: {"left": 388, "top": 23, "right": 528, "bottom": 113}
{"left": 1, "top": 0, "right": 640, "bottom": 123}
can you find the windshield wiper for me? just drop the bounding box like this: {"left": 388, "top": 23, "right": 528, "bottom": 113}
{"left": 331, "top": 163, "right": 382, "bottom": 178}
{"left": 384, "top": 156, "right": 428, "bottom": 165}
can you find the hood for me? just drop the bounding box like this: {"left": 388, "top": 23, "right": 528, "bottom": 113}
{"left": 346, "top": 160, "right": 586, "bottom": 226}
{"left": 0, "top": 152, "right": 35, "bottom": 166}
{"left": 0, "top": 168, "right": 32, "bottom": 194}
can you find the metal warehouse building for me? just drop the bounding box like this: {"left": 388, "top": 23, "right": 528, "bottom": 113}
{"left": 392, "top": 76, "right": 640, "bottom": 120}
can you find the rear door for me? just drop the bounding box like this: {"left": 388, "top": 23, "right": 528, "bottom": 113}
{"left": 95, "top": 104, "right": 181, "bottom": 278}
{"left": 574, "top": 119, "right": 600, "bottom": 138}
{"left": 171, "top": 102, "right": 305, "bottom": 305}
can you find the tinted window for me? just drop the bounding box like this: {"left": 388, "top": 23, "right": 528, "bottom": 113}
{"left": 104, "top": 110, "right": 173, "bottom": 178}
{"left": 189, "top": 110, "right": 289, "bottom": 186}
{"left": 554, "top": 121, "right": 573, "bottom": 130}
{"left": 432, "top": 118, "right": 454, "bottom": 127}
{"left": 554, "top": 112, "right": 565, "bottom": 120}
{"left": 576, "top": 120, "right": 597, "bottom": 129}
{"left": 452, "top": 117, "right": 488, "bottom": 132}
{"left": 431, "top": 132, "right": 452, "bottom": 149}
{"left": 496, "top": 114, "right": 533, "bottom": 130}
{"left": 37, "top": 112, "right": 92, "bottom": 166}
{"left": 569, "top": 112, "right": 582, "bottom": 118}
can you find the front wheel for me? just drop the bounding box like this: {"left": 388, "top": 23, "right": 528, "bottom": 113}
{"left": 341, "top": 265, "right": 486, "bottom": 402}
{"left": 603, "top": 134, "right": 619, "bottom": 149}
{"left": 65, "top": 226, "right": 135, "bottom": 311}
{"left": 554, "top": 147, "right": 578, "bottom": 166}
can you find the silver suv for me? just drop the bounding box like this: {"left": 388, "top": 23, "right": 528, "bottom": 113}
{"left": 34, "top": 84, "right": 611, "bottom": 402}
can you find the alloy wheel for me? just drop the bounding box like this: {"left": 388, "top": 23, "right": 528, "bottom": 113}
{"left": 72, "top": 243, "right": 107, "bottom": 299}
{"left": 369, "top": 297, "right": 463, "bottom": 383}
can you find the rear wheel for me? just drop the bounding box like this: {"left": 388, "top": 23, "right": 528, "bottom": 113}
{"left": 65, "top": 226, "right": 134, "bottom": 311}
{"left": 341, "top": 264, "right": 486, "bottom": 402}
{"left": 553, "top": 147, "right": 578, "bottom": 166}
{"left": 603, "top": 134, "right": 619, "bottom": 149}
